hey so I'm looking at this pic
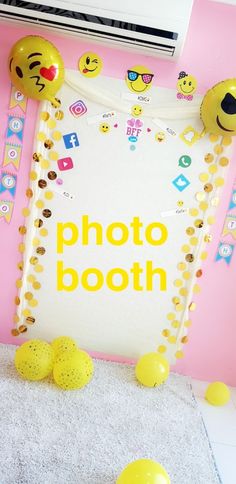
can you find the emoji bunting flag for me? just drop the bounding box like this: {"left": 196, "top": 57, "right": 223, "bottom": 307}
{"left": 0, "top": 200, "right": 14, "bottom": 223}
{"left": 3, "top": 143, "right": 22, "bottom": 170}
{"left": 9, "top": 85, "right": 27, "bottom": 112}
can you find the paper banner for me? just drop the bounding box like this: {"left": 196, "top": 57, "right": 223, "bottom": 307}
{"left": 228, "top": 189, "right": 236, "bottom": 210}
{"left": 9, "top": 86, "right": 27, "bottom": 112}
{"left": 6, "top": 115, "right": 25, "bottom": 141}
{"left": 222, "top": 215, "right": 236, "bottom": 240}
{"left": 0, "top": 200, "right": 14, "bottom": 223}
{"left": 0, "top": 171, "right": 17, "bottom": 197}
{"left": 3, "top": 143, "right": 22, "bottom": 169}
{"left": 215, "top": 242, "right": 234, "bottom": 264}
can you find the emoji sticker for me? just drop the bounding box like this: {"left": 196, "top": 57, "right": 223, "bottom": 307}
{"left": 179, "top": 126, "right": 200, "bottom": 146}
{"left": 78, "top": 52, "right": 103, "bottom": 78}
{"left": 8, "top": 35, "right": 64, "bottom": 106}
{"left": 125, "top": 65, "right": 154, "bottom": 93}
{"left": 131, "top": 105, "right": 143, "bottom": 117}
{"left": 155, "top": 132, "right": 165, "bottom": 142}
{"left": 99, "top": 122, "right": 110, "bottom": 134}
{"left": 177, "top": 71, "right": 197, "bottom": 101}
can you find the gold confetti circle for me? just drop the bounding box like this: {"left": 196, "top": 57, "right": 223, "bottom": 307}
{"left": 204, "top": 183, "right": 213, "bottom": 193}
{"left": 177, "top": 262, "right": 186, "bottom": 271}
{"left": 204, "top": 153, "right": 214, "bottom": 163}
{"left": 26, "top": 316, "right": 35, "bottom": 325}
{"left": 11, "top": 329, "right": 20, "bottom": 337}
{"left": 28, "top": 298, "right": 38, "bottom": 307}
{"left": 30, "top": 256, "right": 38, "bottom": 265}
{"left": 199, "top": 201, "right": 208, "bottom": 211}
{"left": 55, "top": 110, "right": 64, "bottom": 120}
{"left": 179, "top": 287, "right": 188, "bottom": 297}
{"left": 176, "top": 303, "right": 184, "bottom": 311}
{"left": 186, "top": 227, "right": 195, "bottom": 236}
{"left": 209, "top": 134, "right": 219, "bottom": 142}
{"left": 33, "top": 281, "right": 41, "bottom": 290}
{"left": 181, "top": 336, "right": 188, "bottom": 344}
{"left": 172, "top": 321, "right": 180, "bottom": 329}
{"left": 190, "top": 236, "right": 198, "bottom": 246}
{"left": 184, "top": 320, "right": 192, "bottom": 327}
{"left": 37, "top": 132, "right": 46, "bottom": 142}
{"left": 189, "top": 208, "right": 199, "bottom": 217}
{"left": 175, "top": 350, "right": 184, "bottom": 359}
{"left": 40, "top": 159, "right": 50, "bottom": 169}
{"left": 222, "top": 136, "right": 232, "bottom": 146}
{"left": 167, "top": 313, "right": 175, "bottom": 321}
{"left": 26, "top": 188, "right": 33, "bottom": 198}
{"left": 214, "top": 144, "right": 223, "bottom": 155}
{"left": 196, "top": 269, "right": 202, "bottom": 277}
{"left": 49, "top": 151, "right": 59, "bottom": 161}
{"left": 182, "top": 244, "right": 190, "bottom": 253}
{"left": 44, "top": 139, "right": 54, "bottom": 150}
{"left": 168, "top": 336, "right": 177, "bottom": 344}
{"left": 199, "top": 173, "right": 209, "bottom": 182}
{"left": 13, "top": 314, "right": 20, "bottom": 323}
{"left": 34, "top": 218, "right": 43, "bottom": 228}
{"left": 172, "top": 297, "right": 180, "bottom": 304}
{"left": 22, "top": 207, "right": 30, "bottom": 217}
{"left": 189, "top": 302, "right": 196, "bottom": 311}
{"left": 18, "top": 243, "right": 25, "bottom": 253}
{"left": 19, "top": 225, "right": 27, "bottom": 235}
{"left": 219, "top": 157, "right": 229, "bottom": 167}
{"left": 204, "top": 234, "right": 212, "bottom": 243}
{"left": 52, "top": 130, "right": 62, "bottom": 141}
{"left": 214, "top": 177, "right": 224, "bottom": 187}
{"left": 201, "top": 251, "right": 208, "bottom": 260}
{"left": 27, "top": 274, "right": 36, "bottom": 283}
{"left": 29, "top": 167, "right": 37, "bottom": 179}
{"left": 47, "top": 118, "right": 57, "bottom": 129}
{"left": 16, "top": 279, "right": 22, "bottom": 288}
{"left": 22, "top": 309, "right": 31, "bottom": 317}
{"left": 34, "top": 264, "right": 44, "bottom": 273}
{"left": 32, "top": 152, "right": 42, "bottom": 162}
{"left": 33, "top": 237, "right": 40, "bottom": 247}
{"left": 207, "top": 215, "right": 215, "bottom": 225}
{"left": 40, "top": 111, "right": 50, "bottom": 121}
{"left": 39, "top": 228, "right": 48, "bottom": 237}
{"left": 185, "top": 253, "right": 194, "bottom": 263}
{"left": 162, "top": 329, "right": 170, "bottom": 337}
{"left": 35, "top": 200, "right": 44, "bottom": 209}
{"left": 17, "top": 261, "right": 24, "bottom": 271}
{"left": 158, "top": 345, "right": 167, "bottom": 353}
{"left": 193, "top": 284, "right": 201, "bottom": 294}
{"left": 24, "top": 291, "right": 33, "bottom": 300}
{"left": 174, "top": 279, "right": 183, "bottom": 287}
{"left": 183, "top": 271, "right": 191, "bottom": 280}
{"left": 195, "top": 192, "right": 206, "bottom": 202}
{"left": 19, "top": 325, "right": 28, "bottom": 333}
{"left": 208, "top": 164, "right": 218, "bottom": 174}
{"left": 15, "top": 296, "right": 20, "bottom": 305}
{"left": 44, "top": 190, "right": 54, "bottom": 200}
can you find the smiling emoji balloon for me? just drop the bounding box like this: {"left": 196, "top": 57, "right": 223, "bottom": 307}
{"left": 201, "top": 79, "right": 236, "bottom": 136}
{"left": 78, "top": 51, "right": 103, "bottom": 78}
{"left": 126, "top": 65, "right": 154, "bottom": 93}
{"left": 8, "top": 36, "right": 64, "bottom": 106}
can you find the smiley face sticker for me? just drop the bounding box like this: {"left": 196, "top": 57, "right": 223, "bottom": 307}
{"left": 177, "top": 71, "right": 197, "bottom": 100}
{"left": 78, "top": 52, "right": 103, "bottom": 78}
{"left": 125, "top": 65, "right": 154, "bottom": 93}
{"left": 99, "top": 122, "right": 110, "bottom": 134}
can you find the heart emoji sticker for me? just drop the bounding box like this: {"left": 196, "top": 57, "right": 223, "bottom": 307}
{"left": 40, "top": 65, "right": 57, "bottom": 81}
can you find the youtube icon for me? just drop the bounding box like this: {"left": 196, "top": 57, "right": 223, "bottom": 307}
{"left": 57, "top": 157, "right": 74, "bottom": 171}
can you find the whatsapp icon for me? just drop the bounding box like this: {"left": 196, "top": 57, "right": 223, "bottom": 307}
{"left": 178, "top": 155, "right": 192, "bottom": 168}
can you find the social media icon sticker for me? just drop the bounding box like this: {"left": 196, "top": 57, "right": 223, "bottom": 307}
{"left": 172, "top": 174, "right": 190, "bottom": 192}
{"left": 63, "top": 133, "right": 79, "bottom": 149}
{"left": 57, "top": 157, "right": 74, "bottom": 171}
{"left": 178, "top": 155, "right": 192, "bottom": 168}
{"left": 69, "top": 100, "right": 87, "bottom": 118}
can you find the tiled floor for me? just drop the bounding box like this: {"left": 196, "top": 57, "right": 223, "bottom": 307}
{"left": 191, "top": 379, "right": 236, "bottom": 484}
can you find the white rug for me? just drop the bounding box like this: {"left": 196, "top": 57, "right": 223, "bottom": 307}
{"left": 0, "top": 344, "right": 221, "bottom": 484}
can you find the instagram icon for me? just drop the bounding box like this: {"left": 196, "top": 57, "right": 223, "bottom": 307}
{"left": 69, "top": 100, "right": 87, "bottom": 117}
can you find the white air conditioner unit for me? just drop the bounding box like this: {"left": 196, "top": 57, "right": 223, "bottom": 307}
{"left": 0, "top": 0, "right": 194, "bottom": 60}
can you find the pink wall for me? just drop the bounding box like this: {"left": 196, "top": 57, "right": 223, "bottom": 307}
{"left": 0, "top": 0, "right": 236, "bottom": 384}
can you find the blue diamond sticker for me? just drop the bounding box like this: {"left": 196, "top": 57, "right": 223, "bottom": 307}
{"left": 172, "top": 174, "right": 190, "bottom": 192}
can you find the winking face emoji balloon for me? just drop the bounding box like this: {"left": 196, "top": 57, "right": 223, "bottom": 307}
{"left": 8, "top": 36, "right": 65, "bottom": 106}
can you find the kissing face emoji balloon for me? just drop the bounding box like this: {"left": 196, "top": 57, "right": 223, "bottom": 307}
{"left": 8, "top": 36, "right": 64, "bottom": 106}
{"left": 201, "top": 79, "right": 236, "bottom": 136}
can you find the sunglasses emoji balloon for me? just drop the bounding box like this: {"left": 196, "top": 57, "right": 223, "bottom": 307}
{"left": 201, "top": 79, "right": 236, "bottom": 136}
{"left": 126, "top": 65, "right": 154, "bottom": 93}
{"left": 8, "top": 36, "right": 64, "bottom": 106}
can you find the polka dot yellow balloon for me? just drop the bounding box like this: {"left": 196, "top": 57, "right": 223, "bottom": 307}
{"left": 53, "top": 349, "right": 94, "bottom": 390}
{"left": 15, "top": 339, "right": 54, "bottom": 381}
{"left": 135, "top": 352, "right": 169, "bottom": 387}
{"left": 51, "top": 336, "right": 77, "bottom": 359}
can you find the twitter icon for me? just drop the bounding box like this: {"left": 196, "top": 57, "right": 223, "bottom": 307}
{"left": 172, "top": 174, "right": 190, "bottom": 192}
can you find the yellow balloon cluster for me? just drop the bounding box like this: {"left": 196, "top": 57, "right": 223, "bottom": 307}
{"left": 14, "top": 336, "right": 94, "bottom": 391}
{"left": 117, "top": 459, "right": 171, "bottom": 484}
{"left": 15, "top": 339, "right": 54, "bottom": 381}
{"left": 135, "top": 352, "right": 170, "bottom": 387}
{"left": 201, "top": 79, "right": 236, "bottom": 136}
{"left": 8, "top": 35, "right": 64, "bottom": 106}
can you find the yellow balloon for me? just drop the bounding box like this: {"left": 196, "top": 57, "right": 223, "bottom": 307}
{"left": 15, "top": 339, "right": 54, "bottom": 381}
{"left": 53, "top": 349, "right": 94, "bottom": 390}
{"left": 135, "top": 352, "right": 169, "bottom": 387}
{"left": 200, "top": 79, "right": 236, "bottom": 136}
{"left": 8, "top": 36, "right": 64, "bottom": 106}
{"left": 205, "top": 382, "right": 230, "bottom": 406}
{"left": 51, "top": 336, "right": 77, "bottom": 359}
{"left": 78, "top": 51, "right": 103, "bottom": 78}
{"left": 116, "top": 459, "right": 171, "bottom": 484}
{"left": 126, "top": 65, "right": 154, "bottom": 93}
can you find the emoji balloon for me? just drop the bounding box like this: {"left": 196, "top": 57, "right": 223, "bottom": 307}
{"left": 8, "top": 36, "right": 64, "bottom": 106}
{"left": 200, "top": 79, "right": 236, "bottom": 136}
{"left": 116, "top": 459, "right": 171, "bottom": 484}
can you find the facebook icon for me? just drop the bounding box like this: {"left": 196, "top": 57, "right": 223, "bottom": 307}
{"left": 63, "top": 132, "right": 79, "bottom": 149}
